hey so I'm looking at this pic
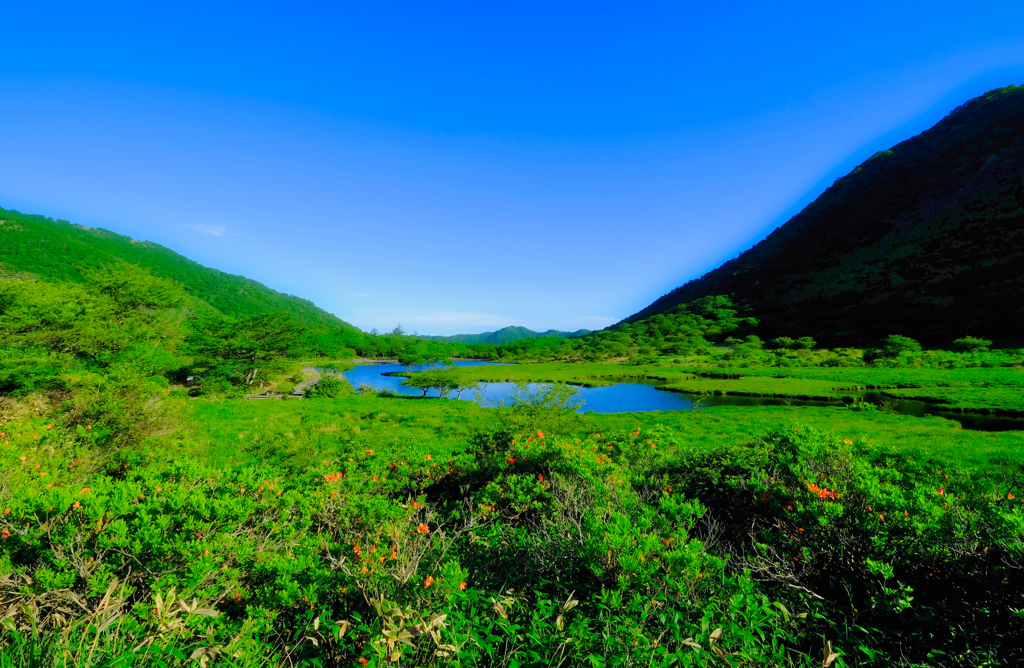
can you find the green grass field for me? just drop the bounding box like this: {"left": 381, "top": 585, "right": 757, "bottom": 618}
{"left": 175, "top": 391, "right": 1024, "bottom": 470}
{"left": 429, "top": 360, "right": 1024, "bottom": 412}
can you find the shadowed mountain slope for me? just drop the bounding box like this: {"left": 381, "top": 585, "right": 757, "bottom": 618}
{"left": 420, "top": 325, "right": 591, "bottom": 345}
{"left": 0, "top": 207, "right": 359, "bottom": 331}
{"left": 628, "top": 85, "right": 1024, "bottom": 346}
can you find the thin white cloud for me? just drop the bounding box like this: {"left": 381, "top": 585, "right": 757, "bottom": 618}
{"left": 185, "top": 223, "right": 227, "bottom": 237}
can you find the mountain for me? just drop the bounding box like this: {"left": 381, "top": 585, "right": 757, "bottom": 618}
{"left": 0, "top": 207, "right": 359, "bottom": 331}
{"left": 420, "top": 326, "right": 591, "bottom": 345}
{"left": 628, "top": 84, "right": 1024, "bottom": 347}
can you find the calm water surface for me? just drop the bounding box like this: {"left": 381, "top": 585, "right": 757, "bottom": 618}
{"left": 341, "top": 363, "right": 1024, "bottom": 430}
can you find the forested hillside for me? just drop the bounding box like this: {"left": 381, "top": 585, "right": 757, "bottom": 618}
{"left": 628, "top": 84, "right": 1024, "bottom": 347}
{"left": 0, "top": 207, "right": 358, "bottom": 331}
{"left": 421, "top": 325, "right": 590, "bottom": 345}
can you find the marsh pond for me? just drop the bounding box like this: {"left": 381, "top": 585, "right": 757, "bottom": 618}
{"left": 342, "top": 362, "right": 1024, "bottom": 431}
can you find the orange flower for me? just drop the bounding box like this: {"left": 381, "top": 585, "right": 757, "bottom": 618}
{"left": 843, "top": 439, "right": 852, "bottom": 445}
{"left": 417, "top": 523, "right": 430, "bottom": 534}
{"left": 538, "top": 474, "right": 544, "bottom": 482}
{"left": 425, "top": 454, "right": 432, "bottom": 460}
{"left": 937, "top": 488, "right": 945, "bottom": 496}
{"left": 1009, "top": 492, "right": 1015, "bottom": 499}
{"left": 459, "top": 581, "right": 467, "bottom": 590}
{"left": 2, "top": 529, "right": 8, "bottom": 539}
{"left": 507, "top": 457, "right": 516, "bottom": 464}
{"left": 537, "top": 431, "right": 544, "bottom": 439}
{"left": 3, "top": 509, "right": 9, "bottom": 515}
{"left": 358, "top": 658, "right": 368, "bottom": 666}
{"left": 423, "top": 576, "right": 434, "bottom": 588}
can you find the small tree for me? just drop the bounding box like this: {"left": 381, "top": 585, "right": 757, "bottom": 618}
{"left": 452, "top": 378, "right": 481, "bottom": 400}
{"left": 188, "top": 313, "right": 305, "bottom": 389}
{"left": 951, "top": 336, "right": 992, "bottom": 353}
{"left": 404, "top": 370, "right": 461, "bottom": 398}
{"left": 794, "top": 336, "right": 816, "bottom": 350}
{"left": 878, "top": 334, "right": 922, "bottom": 357}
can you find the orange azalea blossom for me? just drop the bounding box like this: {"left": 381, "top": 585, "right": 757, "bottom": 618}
{"left": 417, "top": 523, "right": 430, "bottom": 534}
{"left": 358, "top": 658, "right": 368, "bottom": 666}
{"left": 2, "top": 529, "right": 9, "bottom": 539}
{"left": 937, "top": 488, "right": 945, "bottom": 496}
{"left": 537, "top": 431, "right": 544, "bottom": 438}
{"left": 425, "top": 454, "right": 432, "bottom": 460}
{"left": 460, "top": 581, "right": 467, "bottom": 590}
{"left": 423, "top": 576, "right": 434, "bottom": 588}
{"left": 507, "top": 457, "right": 516, "bottom": 464}
{"left": 1009, "top": 493, "right": 1016, "bottom": 499}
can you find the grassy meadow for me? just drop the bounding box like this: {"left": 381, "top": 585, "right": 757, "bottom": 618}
{"left": 6, "top": 373, "right": 1024, "bottom": 667}
{"left": 4, "top": 262, "right": 1024, "bottom": 667}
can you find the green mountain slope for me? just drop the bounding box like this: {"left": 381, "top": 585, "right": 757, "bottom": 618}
{"left": 420, "top": 325, "right": 591, "bottom": 345}
{"left": 0, "top": 207, "right": 359, "bottom": 331}
{"left": 628, "top": 84, "right": 1024, "bottom": 346}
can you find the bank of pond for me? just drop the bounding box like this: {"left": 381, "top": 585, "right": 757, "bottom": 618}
{"left": 342, "top": 362, "right": 1024, "bottom": 432}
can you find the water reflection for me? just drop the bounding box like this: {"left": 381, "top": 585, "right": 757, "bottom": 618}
{"left": 340, "top": 363, "right": 1024, "bottom": 431}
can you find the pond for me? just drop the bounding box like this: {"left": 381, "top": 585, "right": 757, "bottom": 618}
{"left": 341, "top": 363, "right": 1024, "bottom": 431}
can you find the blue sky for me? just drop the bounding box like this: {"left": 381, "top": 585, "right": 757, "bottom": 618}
{"left": 2, "top": 1, "right": 1023, "bottom": 335}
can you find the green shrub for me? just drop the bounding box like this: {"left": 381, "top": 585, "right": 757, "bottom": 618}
{"left": 306, "top": 375, "right": 347, "bottom": 398}
{"left": 951, "top": 336, "right": 992, "bottom": 353}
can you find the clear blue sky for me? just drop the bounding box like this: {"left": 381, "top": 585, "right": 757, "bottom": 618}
{"left": 2, "top": 1, "right": 1023, "bottom": 335}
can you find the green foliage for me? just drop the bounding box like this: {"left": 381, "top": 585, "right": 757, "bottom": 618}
{"left": 187, "top": 313, "right": 306, "bottom": 389}
{"left": 0, "top": 208, "right": 355, "bottom": 331}
{"left": 306, "top": 375, "right": 348, "bottom": 398}
{"left": 864, "top": 334, "right": 923, "bottom": 363}
{"left": 624, "top": 85, "right": 1024, "bottom": 347}
{"left": 420, "top": 325, "right": 591, "bottom": 345}
{"left": 951, "top": 336, "right": 992, "bottom": 353}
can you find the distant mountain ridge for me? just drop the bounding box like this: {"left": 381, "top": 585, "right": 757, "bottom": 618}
{"left": 0, "top": 208, "right": 359, "bottom": 331}
{"left": 420, "top": 326, "right": 591, "bottom": 345}
{"left": 627, "top": 84, "right": 1024, "bottom": 346}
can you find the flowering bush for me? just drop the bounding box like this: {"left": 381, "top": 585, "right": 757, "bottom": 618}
{"left": 4, "top": 413, "right": 1024, "bottom": 667}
